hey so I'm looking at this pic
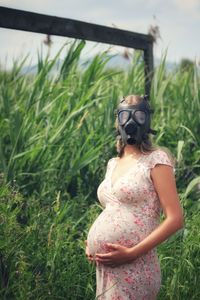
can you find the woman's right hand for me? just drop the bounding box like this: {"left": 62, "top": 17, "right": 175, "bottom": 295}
{"left": 84, "top": 240, "right": 96, "bottom": 265}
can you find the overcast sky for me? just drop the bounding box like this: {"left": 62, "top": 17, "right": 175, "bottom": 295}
{"left": 0, "top": 0, "right": 200, "bottom": 69}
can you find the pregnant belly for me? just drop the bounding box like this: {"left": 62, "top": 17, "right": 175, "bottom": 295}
{"left": 87, "top": 206, "right": 144, "bottom": 256}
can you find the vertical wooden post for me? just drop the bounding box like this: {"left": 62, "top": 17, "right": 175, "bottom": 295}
{"left": 144, "top": 42, "right": 154, "bottom": 97}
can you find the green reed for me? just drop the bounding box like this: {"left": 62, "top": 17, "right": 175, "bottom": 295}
{"left": 0, "top": 40, "right": 200, "bottom": 299}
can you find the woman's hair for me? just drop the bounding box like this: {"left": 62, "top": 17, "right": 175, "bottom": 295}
{"left": 115, "top": 94, "right": 157, "bottom": 157}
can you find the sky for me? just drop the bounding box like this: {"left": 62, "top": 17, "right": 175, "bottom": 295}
{"left": 0, "top": 0, "right": 200, "bottom": 69}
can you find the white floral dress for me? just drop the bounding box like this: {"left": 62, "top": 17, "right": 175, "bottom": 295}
{"left": 87, "top": 149, "right": 175, "bottom": 300}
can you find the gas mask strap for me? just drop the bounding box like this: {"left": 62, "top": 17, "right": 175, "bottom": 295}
{"left": 120, "top": 96, "right": 126, "bottom": 103}
{"left": 148, "top": 128, "right": 157, "bottom": 135}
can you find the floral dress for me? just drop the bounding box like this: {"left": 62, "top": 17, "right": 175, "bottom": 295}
{"left": 87, "top": 148, "right": 175, "bottom": 300}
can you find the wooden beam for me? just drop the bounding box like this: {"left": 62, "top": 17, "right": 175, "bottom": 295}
{"left": 0, "top": 6, "right": 153, "bottom": 51}
{"left": 0, "top": 6, "right": 154, "bottom": 96}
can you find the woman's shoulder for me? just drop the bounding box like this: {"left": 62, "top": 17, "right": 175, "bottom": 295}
{"left": 105, "top": 156, "right": 118, "bottom": 169}
{"left": 108, "top": 156, "right": 119, "bottom": 162}
{"left": 144, "top": 146, "right": 173, "bottom": 156}
{"left": 145, "top": 146, "right": 176, "bottom": 169}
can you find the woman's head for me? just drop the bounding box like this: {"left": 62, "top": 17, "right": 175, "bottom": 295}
{"left": 115, "top": 94, "right": 157, "bottom": 157}
{"left": 119, "top": 94, "right": 142, "bottom": 106}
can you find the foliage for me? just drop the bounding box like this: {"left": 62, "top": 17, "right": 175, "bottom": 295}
{"left": 179, "top": 58, "right": 195, "bottom": 72}
{"left": 0, "top": 40, "right": 200, "bottom": 299}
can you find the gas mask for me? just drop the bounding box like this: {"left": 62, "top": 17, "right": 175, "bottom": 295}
{"left": 116, "top": 95, "right": 157, "bottom": 145}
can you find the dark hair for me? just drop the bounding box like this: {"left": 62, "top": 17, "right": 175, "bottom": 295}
{"left": 115, "top": 94, "right": 159, "bottom": 157}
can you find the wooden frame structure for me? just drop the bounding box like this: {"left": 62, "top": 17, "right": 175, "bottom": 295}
{"left": 0, "top": 6, "right": 154, "bottom": 95}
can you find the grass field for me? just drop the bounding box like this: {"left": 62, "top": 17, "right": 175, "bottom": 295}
{"left": 0, "top": 40, "right": 200, "bottom": 299}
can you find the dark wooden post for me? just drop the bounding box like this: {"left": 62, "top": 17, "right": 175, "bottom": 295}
{"left": 144, "top": 43, "right": 154, "bottom": 96}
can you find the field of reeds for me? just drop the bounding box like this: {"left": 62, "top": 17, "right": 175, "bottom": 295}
{"left": 0, "top": 39, "right": 200, "bottom": 300}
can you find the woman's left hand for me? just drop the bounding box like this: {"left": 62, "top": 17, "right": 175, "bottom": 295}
{"left": 95, "top": 243, "right": 135, "bottom": 267}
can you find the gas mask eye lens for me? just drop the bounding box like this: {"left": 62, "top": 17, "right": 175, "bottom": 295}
{"left": 134, "top": 110, "right": 146, "bottom": 125}
{"left": 118, "top": 110, "right": 130, "bottom": 125}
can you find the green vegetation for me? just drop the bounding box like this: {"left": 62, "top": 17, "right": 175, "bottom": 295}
{"left": 0, "top": 40, "right": 200, "bottom": 299}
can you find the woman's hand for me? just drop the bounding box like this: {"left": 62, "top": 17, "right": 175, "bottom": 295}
{"left": 84, "top": 240, "right": 96, "bottom": 265}
{"left": 95, "top": 243, "right": 135, "bottom": 267}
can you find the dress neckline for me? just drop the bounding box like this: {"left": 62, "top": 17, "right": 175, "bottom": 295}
{"left": 110, "top": 154, "right": 146, "bottom": 189}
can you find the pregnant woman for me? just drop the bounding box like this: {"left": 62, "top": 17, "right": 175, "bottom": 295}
{"left": 85, "top": 94, "right": 184, "bottom": 300}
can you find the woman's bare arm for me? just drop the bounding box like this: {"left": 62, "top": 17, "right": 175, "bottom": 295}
{"left": 128, "top": 164, "right": 184, "bottom": 259}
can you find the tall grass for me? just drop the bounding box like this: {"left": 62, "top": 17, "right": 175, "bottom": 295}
{"left": 0, "top": 39, "right": 200, "bottom": 299}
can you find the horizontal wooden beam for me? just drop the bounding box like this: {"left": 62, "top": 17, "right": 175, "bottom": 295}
{"left": 0, "top": 6, "right": 154, "bottom": 96}
{"left": 0, "top": 6, "right": 153, "bottom": 51}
